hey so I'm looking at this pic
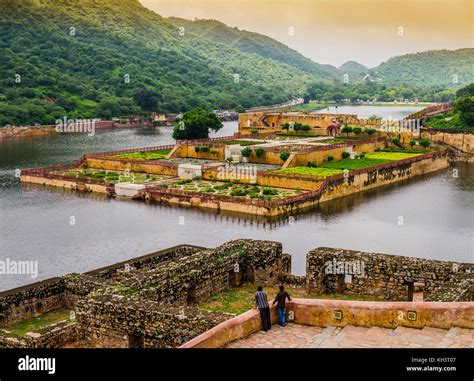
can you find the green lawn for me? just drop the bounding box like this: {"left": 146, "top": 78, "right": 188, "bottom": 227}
{"left": 274, "top": 166, "right": 343, "bottom": 178}
{"left": 1, "top": 308, "right": 73, "bottom": 338}
{"left": 198, "top": 283, "right": 384, "bottom": 315}
{"left": 319, "top": 157, "right": 392, "bottom": 171}
{"left": 365, "top": 151, "right": 422, "bottom": 161}
{"left": 106, "top": 149, "right": 172, "bottom": 161}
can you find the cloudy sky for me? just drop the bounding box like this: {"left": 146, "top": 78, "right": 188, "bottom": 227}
{"left": 140, "top": 0, "right": 473, "bottom": 68}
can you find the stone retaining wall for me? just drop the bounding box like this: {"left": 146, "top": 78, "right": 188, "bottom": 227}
{"left": 306, "top": 247, "right": 474, "bottom": 300}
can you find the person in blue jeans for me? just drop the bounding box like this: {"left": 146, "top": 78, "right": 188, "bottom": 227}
{"left": 272, "top": 285, "right": 291, "bottom": 327}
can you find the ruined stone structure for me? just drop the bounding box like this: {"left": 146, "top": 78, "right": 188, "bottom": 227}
{"left": 306, "top": 248, "right": 474, "bottom": 301}
{"left": 1, "top": 240, "right": 471, "bottom": 348}
{"left": 0, "top": 240, "right": 288, "bottom": 348}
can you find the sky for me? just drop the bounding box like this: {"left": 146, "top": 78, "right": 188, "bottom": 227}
{"left": 140, "top": 0, "right": 473, "bottom": 68}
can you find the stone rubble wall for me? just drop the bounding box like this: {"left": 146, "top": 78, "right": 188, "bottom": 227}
{"left": 76, "top": 295, "right": 229, "bottom": 348}
{"left": 0, "top": 277, "right": 65, "bottom": 327}
{"left": 426, "top": 273, "right": 474, "bottom": 302}
{"left": 306, "top": 247, "right": 474, "bottom": 300}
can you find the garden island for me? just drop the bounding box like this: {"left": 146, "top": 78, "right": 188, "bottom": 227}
{"left": 19, "top": 103, "right": 460, "bottom": 217}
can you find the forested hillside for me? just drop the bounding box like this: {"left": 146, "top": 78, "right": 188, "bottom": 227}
{"left": 0, "top": 0, "right": 328, "bottom": 126}
{"left": 0, "top": 0, "right": 472, "bottom": 127}
{"left": 371, "top": 49, "right": 474, "bottom": 88}
{"left": 168, "top": 17, "right": 339, "bottom": 78}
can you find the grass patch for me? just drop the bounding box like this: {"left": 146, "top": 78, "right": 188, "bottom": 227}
{"left": 319, "top": 157, "right": 392, "bottom": 171}
{"left": 106, "top": 149, "right": 172, "bottom": 161}
{"left": 365, "top": 151, "right": 422, "bottom": 161}
{"left": 274, "top": 166, "right": 343, "bottom": 178}
{"left": 198, "top": 283, "right": 384, "bottom": 315}
{"left": 1, "top": 308, "right": 73, "bottom": 338}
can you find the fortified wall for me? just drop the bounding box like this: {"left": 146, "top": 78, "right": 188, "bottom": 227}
{"left": 0, "top": 240, "right": 289, "bottom": 348}
{"left": 307, "top": 247, "right": 474, "bottom": 301}
{"left": 1, "top": 240, "right": 471, "bottom": 348}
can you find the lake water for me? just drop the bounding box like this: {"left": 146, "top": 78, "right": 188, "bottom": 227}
{"left": 1, "top": 106, "right": 473, "bottom": 290}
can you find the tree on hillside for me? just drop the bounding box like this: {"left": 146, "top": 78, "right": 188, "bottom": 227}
{"left": 456, "top": 83, "right": 474, "bottom": 98}
{"left": 133, "top": 88, "right": 162, "bottom": 112}
{"left": 454, "top": 97, "right": 474, "bottom": 127}
{"left": 172, "top": 108, "right": 223, "bottom": 140}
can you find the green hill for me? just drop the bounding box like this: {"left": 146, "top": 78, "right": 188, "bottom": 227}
{"left": 370, "top": 49, "right": 474, "bottom": 88}
{"left": 0, "top": 0, "right": 472, "bottom": 127}
{"left": 168, "top": 17, "right": 339, "bottom": 78}
{"left": 339, "top": 61, "right": 369, "bottom": 81}
{"left": 0, "top": 0, "right": 329, "bottom": 126}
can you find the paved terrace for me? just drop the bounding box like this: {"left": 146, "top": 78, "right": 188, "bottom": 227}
{"left": 226, "top": 323, "right": 474, "bottom": 348}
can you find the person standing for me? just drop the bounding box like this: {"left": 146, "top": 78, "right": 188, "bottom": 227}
{"left": 255, "top": 286, "right": 271, "bottom": 331}
{"left": 273, "top": 285, "right": 291, "bottom": 327}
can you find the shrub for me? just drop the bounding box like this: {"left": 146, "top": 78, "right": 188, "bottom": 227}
{"left": 194, "top": 176, "right": 202, "bottom": 180}
{"left": 200, "top": 146, "right": 210, "bottom": 153}
{"left": 255, "top": 147, "right": 265, "bottom": 158}
{"left": 352, "top": 127, "right": 362, "bottom": 135}
{"left": 282, "top": 123, "right": 290, "bottom": 131}
{"left": 262, "top": 188, "right": 278, "bottom": 196}
{"left": 342, "top": 152, "right": 350, "bottom": 159}
{"left": 409, "top": 140, "right": 417, "bottom": 147}
{"left": 419, "top": 138, "right": 431, "bottom": 148}
{"left": 391, "top": 138, "right": 401, "bottom": 147}
{"left": 194, "top": 146, "right": 201, "bottom": 153}
{"left": 327, "top": 155, "right": 334, "bottom": 162}
{"left": 176, "top": 179, "right": 192, "bottom": 185}
{"left": 241, "top": 147, "right": 252, "bottom": 157}
{"left": 280, "top": 151, "right": 290, "bottom": 161}
{"left": 230, "top": 189, "right": 247, "bottom": 197}
{"left": 213, "top": 183, "right": 232, "bottom": 190}
{"left": 250, "top": 128, "right": 259, "bottom": 134}
{"left": 307, "top": 162, "right": 317, "bottom": 168}
{"left": 210, "top": 149, "right": 219, "bottom": 155}
{"left": 365, "top": 128, "right": 376, "bottom": 136}
{"left": 341, "top": 126, "right": 352, "bottom": 135}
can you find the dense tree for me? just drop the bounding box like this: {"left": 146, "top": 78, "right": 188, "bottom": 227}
{"left": 172, "top": 108, "right": 223, "bottom": 140}
{"left": 454, "top": 97, "right": 474, "bottom": 127}
{"left": 133, "top": 88, "right": 162, "bottom": 112}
